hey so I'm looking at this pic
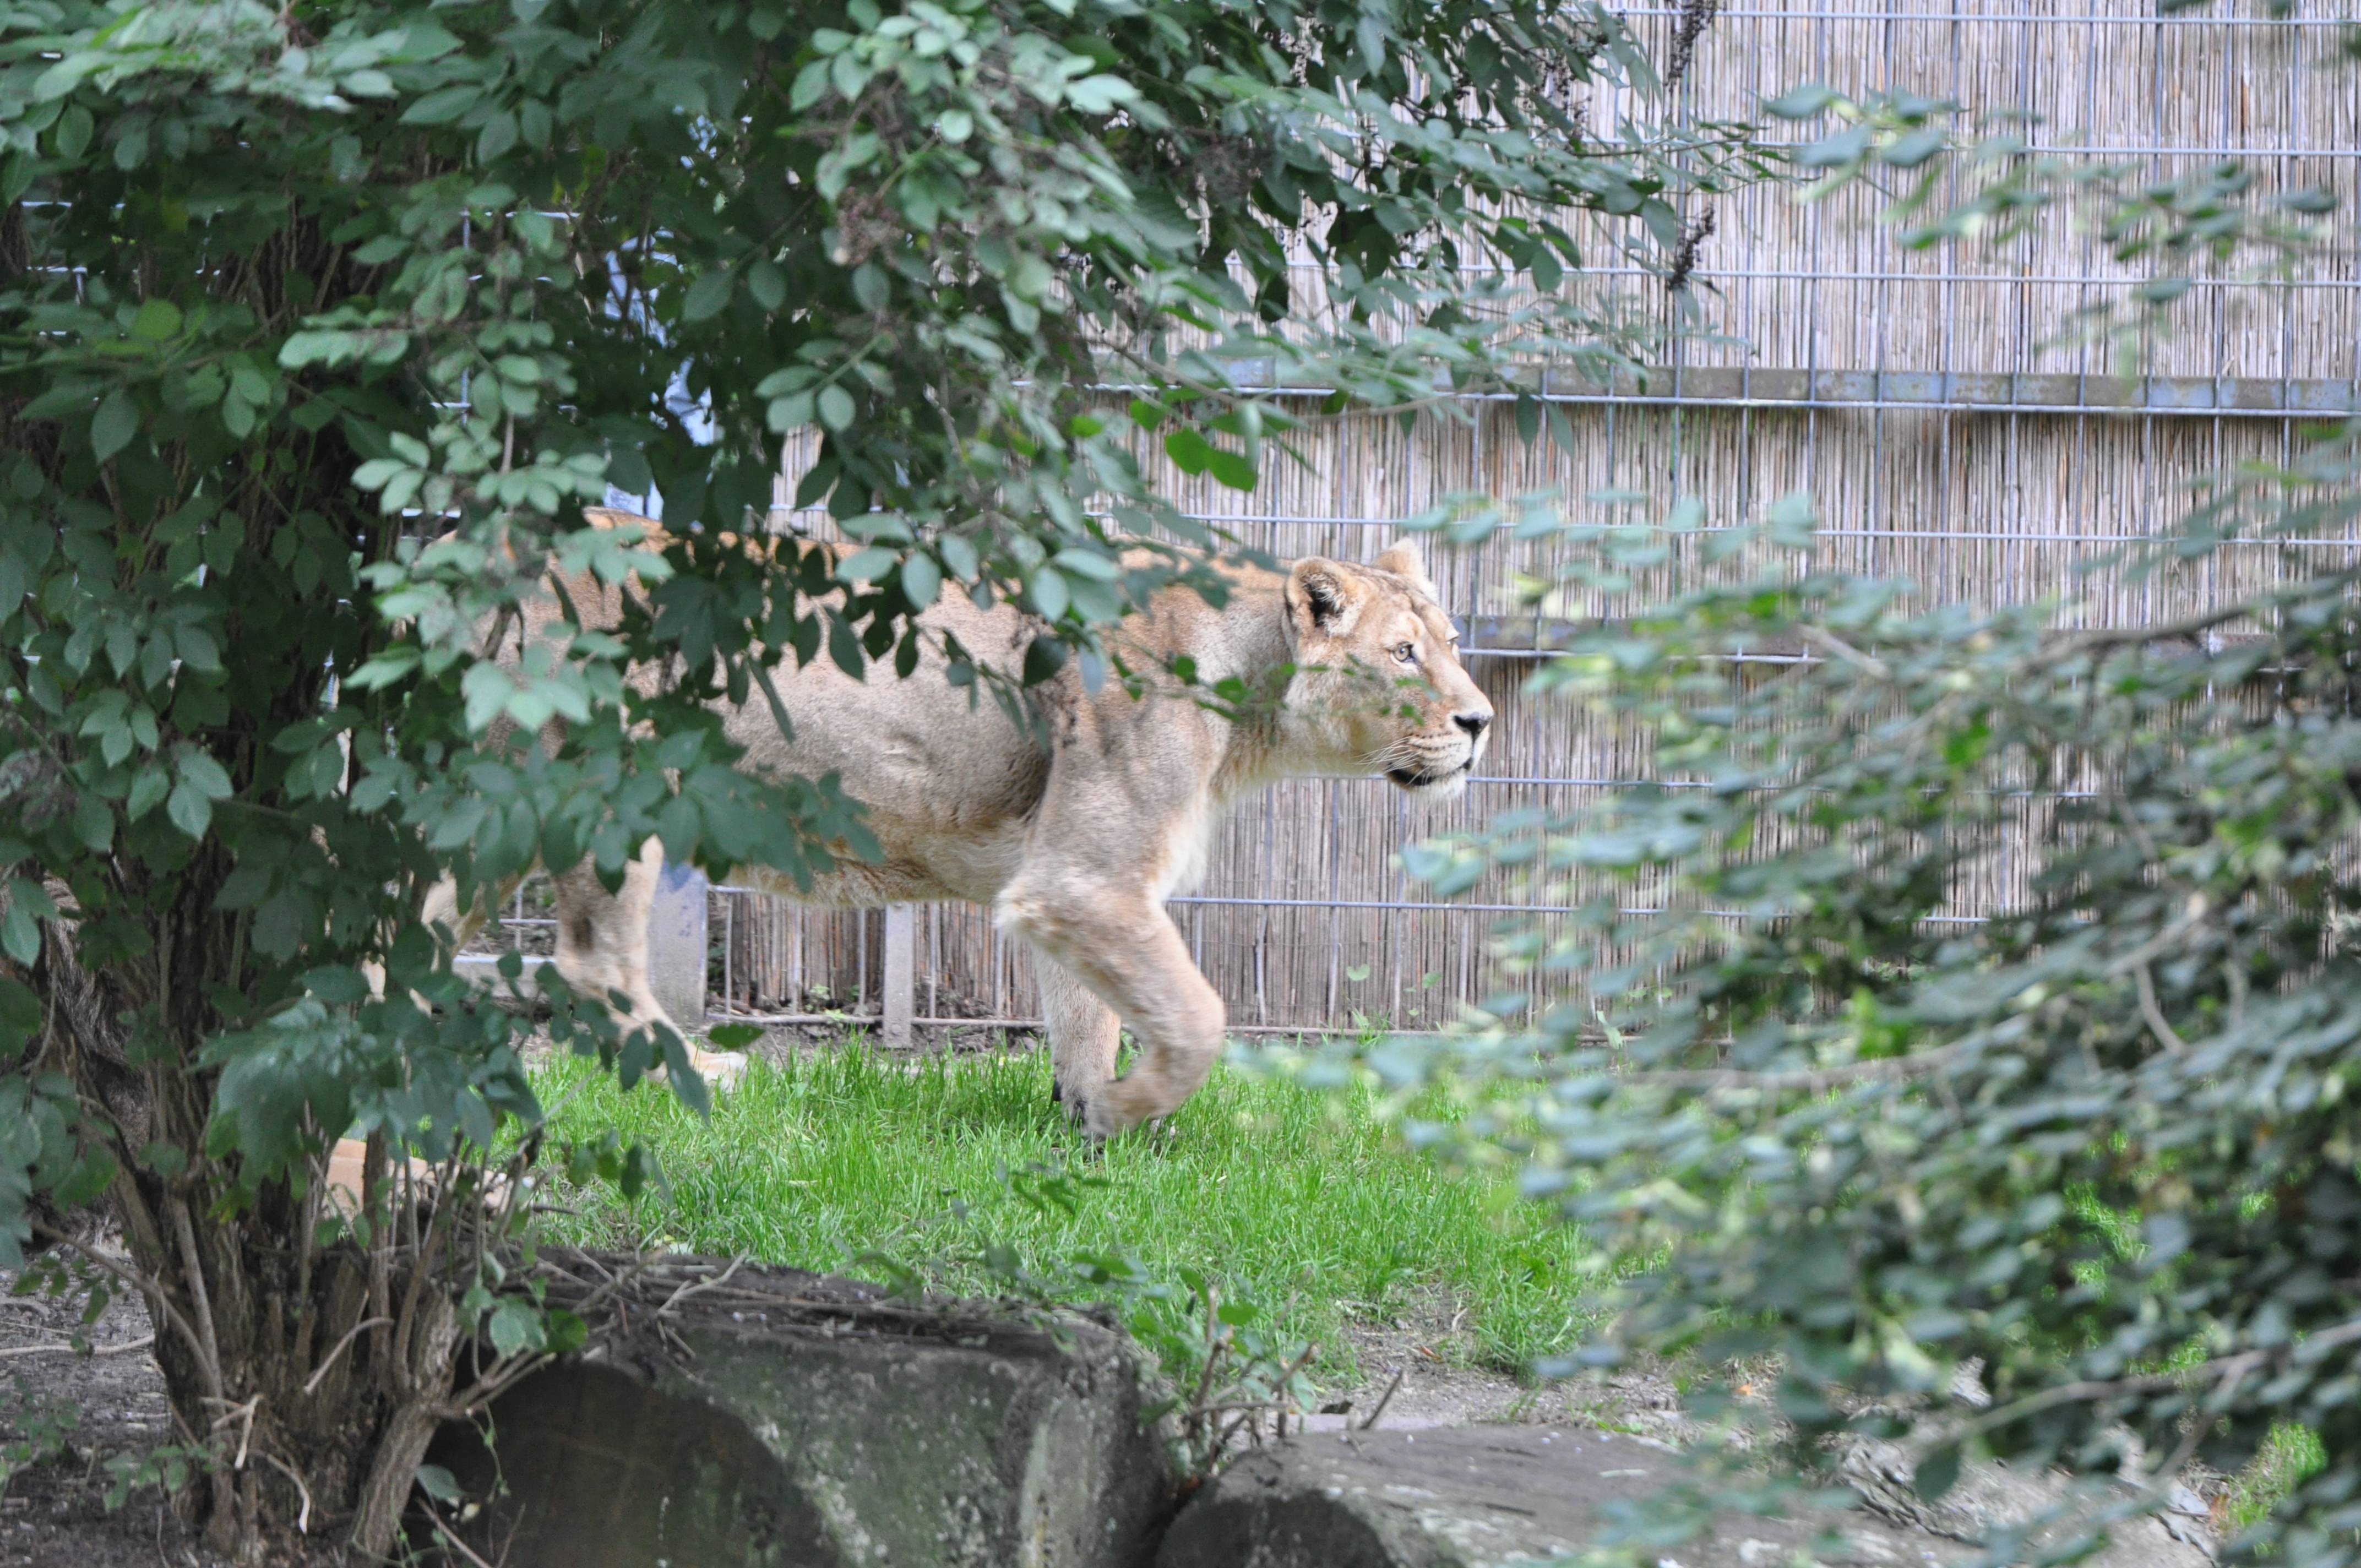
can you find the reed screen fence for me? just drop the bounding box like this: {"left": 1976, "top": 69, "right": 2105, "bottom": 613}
{"left": 592, "top": 2, "right": 2361, "bottom": 1043}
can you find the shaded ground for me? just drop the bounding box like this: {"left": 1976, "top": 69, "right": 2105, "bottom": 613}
{"left": 0, "top": 1276, "right": 221, "bottom": 1568}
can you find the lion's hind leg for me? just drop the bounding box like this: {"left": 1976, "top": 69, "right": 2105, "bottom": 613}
{"left": 549, "top": 839, "right": 746, "bottom": 1091}
{"left": 1035, "top": 954, "right": 1122, "bottom": 1128}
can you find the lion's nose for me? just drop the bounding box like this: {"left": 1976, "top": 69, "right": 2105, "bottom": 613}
{"left": 1454, "top": 710, "right": 1492, "bottom": 738}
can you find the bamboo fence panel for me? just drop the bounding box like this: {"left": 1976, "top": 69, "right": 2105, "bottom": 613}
{"left": 641, "top": 1, "right": 2361, "bottom": 1039}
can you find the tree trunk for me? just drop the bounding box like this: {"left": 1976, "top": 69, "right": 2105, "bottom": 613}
{"left": 31, "top": 908, "right": 481, "bottom": 1561}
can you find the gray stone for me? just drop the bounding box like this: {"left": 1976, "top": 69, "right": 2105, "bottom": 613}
{"left": 1155, "top": 1427, "right": 1856, "bottom": 1568}
{"left": 1838, "top": 1436, "right": 2217, "bottom": 1566}
{"left": 1154, "top": 1426, "right": 2216, "bottom": 1568}
{"left": 427, "top": 1262, "right": 1180, "bottom": 1568}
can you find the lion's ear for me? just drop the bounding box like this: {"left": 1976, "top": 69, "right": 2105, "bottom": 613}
{"left": 1374, "top": 540, "right": 1437, "bottom": 600}
{"left": 1286, "top": 559, "right": 1363, "bottom": 638}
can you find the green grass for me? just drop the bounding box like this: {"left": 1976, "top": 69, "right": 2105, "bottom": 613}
{"left": 2221, "top": 1423, "right": 2327, "bottom": 1540}
{"left": 525, "top": 1039, "right": 1586, "bottom": 1385}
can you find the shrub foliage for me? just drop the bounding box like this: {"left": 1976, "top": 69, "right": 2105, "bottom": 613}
{"left": 0, "top": 0, "right": 1741, "bottom": 1552}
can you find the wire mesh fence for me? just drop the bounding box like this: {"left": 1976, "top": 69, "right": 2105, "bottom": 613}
{"left": 611, "top": 1, "right": 2361, "bottom": 1041}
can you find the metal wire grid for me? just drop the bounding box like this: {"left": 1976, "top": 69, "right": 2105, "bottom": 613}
{"left": 682, "top": 3, "right": 2361, "bottom": 1037}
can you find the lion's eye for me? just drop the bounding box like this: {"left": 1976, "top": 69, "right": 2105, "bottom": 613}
{"left": 1392, "top": 643, "right": 1415, "bottom": 662}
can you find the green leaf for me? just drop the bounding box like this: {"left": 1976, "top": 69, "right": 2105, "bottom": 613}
{"left": 683, "top": 271, "right": 734, "bottom": 322}
{"left": 476, "top": 108, "right": 519, "bottom": 163}
{"left": 817, "top": 385, "right": 855, "bottom": 431}
{"left": 1798, "top": 126, "right": 1872, "bottom": 170}
{"left": 1765, "top": 491, "right": 1819, "bottom": 548}
{"left": 415, "top": 1464, "right": 463, "bottom": 1504}
{"left": 401, "top": 86, "right": 481, "bottom": 125}
{"left": 130, "top": 299, "right": 182, "bottom": 341}
{"left": 768, "top": 391, "right": 816, "bottom": 432}
{"left": 657, "top": 1027, "right": 711, "bottom": 1118}
{"left": 1029, "top": 567, "right": 1069, "bottom": 623}
{"left": 837, "top": 547, "right": 897, "bottom": 584}
{"left": 90, "top": 390, "right": 137, "bottom": 464}
{"left": 1065, "top": 74, "right": 1139, "bottom": 115}
{"left": 0, "top": 900, "right": 37, "bottom": 966}
{"left": 1877, "top": 128, "right": 1947, "bottom": 168}
{"left": 1913, "top": 1444, "right": 1962, "bottom": 1503}
{"left": 177, "top": 748, "right": 233, "bottom": 800}
{"left": 487, "top": 1299, "right": 545, "bottom": 1358}
{"left": 53, "top": 104, "right": 93, "bottom": 159}
{"left": 1163, "top": 427, "right": 1214, "bottom": 475}
{"left": 1021, "top": 634, "right": 1068, "bottom": 686}
{"left": 1765, "top": 84, "right": 1840, "bottom": 119}
{"left": 748, "top": 260, "right": 787, "bottom": 312}
{"left": 165, "top": 781, "right": 213, "bottom": 841}
{"left": 126, "top": 766, "right": 170, "bottom": 821}
{"left": 899, "top": 552, "right": 942, "bottom": 608}
{"left": 1207, "top": 447, "right": 1258, "bottom": 492}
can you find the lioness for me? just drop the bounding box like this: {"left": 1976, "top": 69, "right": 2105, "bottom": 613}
{"left": 434, "top": 513, "right": 1494, "bottom": 1136}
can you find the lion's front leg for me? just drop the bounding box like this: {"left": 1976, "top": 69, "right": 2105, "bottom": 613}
{"left": 1000, "top": 886, "right": 1225, "bottom": 1138}
{"left": 1035, "top": 954, "right": 1122, "bottom": 1127}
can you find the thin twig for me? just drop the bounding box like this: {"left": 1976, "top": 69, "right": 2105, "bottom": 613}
{"left": 1946, "top": 1341, "right": 2299, "bottom": 1449}
{"left": 302, "top": 1316, "right": 394, "bottom": 1397}
{"left": 418, "top": 1496, "right": 498, "bottom": 1568}
{"left": 204, "top": 1394, "right": 260, "bottom": 1471}
{"left": 257, "top": 1451, "right": 313, "bottom": 1535}
{"left": 0, "top": 1335, "right": 154, "bottom": 1359}
{"left": 657, "top": 1255, "right": 747, "bottom": 1316}
{"left": 30, "top": 1227, "right": 210, "bottom": 1386}
{"left": 167, "top": 1199, "right": 226, "bottom": 1403}
{"left": 2046, "top": 600, "right": 2273, "bottom": 663}
{"left": 2135, "top": 962, "right": 2190, "bottom": 1055}
{"left": 1795, "top": 625, "right": 1892, "bottom": 683}
{"left": 1359, "top": 1366, "right": 1407, "bottom": 1431}
{"left": 2102, "top": 895, "right": 2211, "bottom": 979}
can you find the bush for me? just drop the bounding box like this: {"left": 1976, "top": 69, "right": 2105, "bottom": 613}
{"left": 1396, "top": 439, "right": 2361, "bottom": 1563}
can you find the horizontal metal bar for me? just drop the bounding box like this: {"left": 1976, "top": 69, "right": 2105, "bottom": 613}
{"left": 1619, "top": 4, "right": 2353, "bottom": 24}
{"left": 1749, "top": 140, "right": 2361, "bottom": 159}
{"left": 1459, "top": 645, "right": 1841, "bottom": 665}
{"left": 1165, "top": 894, "right": 1988, "bottom": 924}
{"left": 1171, "top": 366, "right": 2358, "bottom": 418}
{"left": 1276, "top": 259, "right": 2361, "bottom": 290}
{"left": 1169, "top": 514, "right": 2361, "bottom": 547}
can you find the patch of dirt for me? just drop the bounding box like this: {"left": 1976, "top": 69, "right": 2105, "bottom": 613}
{"left": 1309, "top": 1294, "right": 1775, "bottom": 1447}
{"left": 1308, "top": 1292, "right": 1613, "bottom": 1435}
{"left": 0, "top": 1272, "right": 225, "bottom": 1568}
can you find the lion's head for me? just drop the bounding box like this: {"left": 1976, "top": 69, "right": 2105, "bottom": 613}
{"left": 1280, "top": 541, "right": 1495, "bottom": 801}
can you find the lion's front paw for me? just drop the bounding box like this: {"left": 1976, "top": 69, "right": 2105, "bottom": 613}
{"left": 1052, "top": 1079, "right": 1096, "bottom": 1130}
{"left": 650, "top": 1045, "right": 749, "bottom": 1095}
{"left": 1086, "top": 1079, "right": 1163, "bottom": 1140}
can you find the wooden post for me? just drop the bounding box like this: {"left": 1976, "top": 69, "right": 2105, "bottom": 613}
{"left": 881, "top": 902, "right": 916, "bottom": 1050}
{"left": 647, "top": 859, "right": 710, "bottom": 1033}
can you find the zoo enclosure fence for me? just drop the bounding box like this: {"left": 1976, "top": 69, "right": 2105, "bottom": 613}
{"left": 540, "top": 1, "right": 2361, "bottom": 1045}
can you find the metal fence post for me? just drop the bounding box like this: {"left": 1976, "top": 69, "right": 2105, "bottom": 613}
{"left": 882, "top": 903, "right": 916, "bottom": 1050}
{"left": 648, "top": 859, "right": 709, "bottom": 1035}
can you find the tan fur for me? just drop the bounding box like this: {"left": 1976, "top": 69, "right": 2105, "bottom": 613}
{"left": 429, "top": 511, "right": 1495, "bottom": 1133}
